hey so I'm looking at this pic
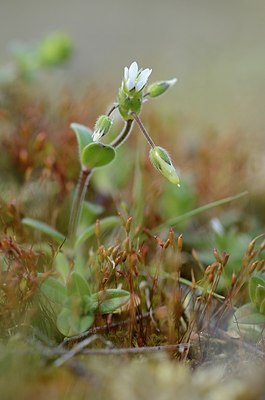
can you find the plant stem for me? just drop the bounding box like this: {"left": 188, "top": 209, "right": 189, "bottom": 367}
{"left": 68, "top": 168, "right": 92, "bottom": 241}
{"left": 131, "top": 112, "right": 155, "bottom": 148}
{"left": 107, "top": 103, "right": 118, "bottom": 117}
{"left": 111, "top": 119, "right": 134, "bottom": 148}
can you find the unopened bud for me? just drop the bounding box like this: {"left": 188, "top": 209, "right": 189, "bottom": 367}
{"left": 95, "top": 218, "right": 101, "bottom": 238}
{"left": 149, "top": 146, "right": 180, "bottom": 186}
{"left": 147, "top": 78, "right": 177, "bottom": 97}
{"left": 163, "top": 238, "right": 171, "bottom": 249}
{"left": 125, "top": 217, "right": 133, "bottom": 233}
{"left": 92, "top": 115, "right": 113, "bottom": 142}
{"left": 231, "top": 273, "right": 237, "bottom": 287}
{"left": 168, "top": 228, "right": 175, "bottom": 246}
{"left": 213, "top": 248, "right": 222, "bottom": 263}
{"left": 177, "top": 234, "right": 183, "bottom": 251}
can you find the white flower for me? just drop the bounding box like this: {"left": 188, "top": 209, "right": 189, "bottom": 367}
{"left": 123, "top": 61, "right": 152, "bottom": 92}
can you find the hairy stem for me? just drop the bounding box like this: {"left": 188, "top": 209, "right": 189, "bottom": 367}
{"left": 107, "top": 103, "right": 118, "bottom": 117}
{"left": 131, "top": 112, "right": 155, "bottom": 148}
{"left": 68, "top": 168, "right": 92, "bottom": 241}
{"left": 111, "top": 119, "right": 134, "bottom": 148}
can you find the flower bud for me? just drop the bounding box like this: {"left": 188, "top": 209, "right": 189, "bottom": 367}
{"left": 149, "top": 146, "right": 180, "bottom": 186}
{"left": 147, "top": 78, "right": 177, "bottom": 98}
{"left": 92, "top": 115, "right": 113, "bottom": 142}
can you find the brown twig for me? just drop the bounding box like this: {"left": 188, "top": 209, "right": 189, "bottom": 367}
{"left": 62, "top": 312, "right": 151, "bottom": 346}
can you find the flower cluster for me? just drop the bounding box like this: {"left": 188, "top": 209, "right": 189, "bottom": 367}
{"left": 123, "top": 61, "right": 152, "bottom": 93}
{"left": 89, "top": 61, "right": 180, "bottom": 185}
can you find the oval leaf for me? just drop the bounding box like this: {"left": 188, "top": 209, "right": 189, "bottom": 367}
{"left": 22, "top": 218, "right": 65, "bottom": 242}
{"left": 81, "top": 142, "right": 115, "bottom": 169}
{"left": 67, "top": 271, "right": 91, "bottom": 298}
{"left": 256, "top": 285, "right": 265, "bottom": 310}
{"left": 90, "top": 289, "right": 130, "bottom": 314}
{"left": 234, "top": 303, "right": 265, "bottom": 325}
{"left": 55, "top": 252, "right": 70, "bottom": 283}
{"left": 57, "top": 308, "right": 94, "bottom": 336}
{"left": 70, "top": 123, "right": 93, "bottom": 156}
{"left": 40, "top": 276, "right": 67, "bottom": 305}
{"left": 79, "top": 314, "right": 94, "bottom": 333}
{"left": 249, "top": 275, "right": 265, "bottom": 305}
{"left": 56, "top": 308, "right": 72, "bottom": 336}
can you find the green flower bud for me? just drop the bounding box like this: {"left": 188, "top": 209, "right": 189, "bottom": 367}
{"left": 92, "top": 115, "right": 113, "bottom": 142}
{"left": 149, "top": 146, "right": 180, "bottom": 186}
{"left": 118, "top": 86, "right": 143, "bottom": 120}
{"left": 147, "top": 78, "right": 177, "bottom": 97}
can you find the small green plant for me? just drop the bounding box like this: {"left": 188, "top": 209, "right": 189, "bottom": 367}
{"left": 231, "top": 272, "right": 265, "bottom": 341}
{"left": 40, "top": 269, "right": 130, "bottom": 337}
{"left": 0, "top": 32, "right": 72, "bottom": 83}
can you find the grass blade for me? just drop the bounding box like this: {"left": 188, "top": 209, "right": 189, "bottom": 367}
{"left": 75, "top": 216, "right": 120, "bottom": 246}
{"left": 22, "top": 217, "right": 66, "bottom": 242}
{"left": 152, "top": 191, "right": 248, "bottom": 233}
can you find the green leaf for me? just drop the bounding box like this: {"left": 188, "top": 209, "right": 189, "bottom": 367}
{"left": 75, "top": 216, "right": 120, "bottom": 246}
{"left": 82, "top": 201, "right": 104, "bottom": 217}
{"left": 256, "top": 285, "right": 265, "bottom": 310}
{"left": 249, "top": 275, "right": 265, "bottom": 305}
{"left": 78, "top": 314, "right": 94, "bottom": 333}
{"left": 40, "top": 276, "right": 67, "bottom": 305}
{"left": 260, "top": 298, "right": 265, "bottom": 314}
{"left": 70, "top": 123, "right": 93, "bottom": 163}
{"left": 79, "top": 201, "right": 104, "bottom": 227}
{"left": 57, "top": 308, "right": 72, "bottom": 336}
{"left": 90, "top": 289, "right": 130, "bottom": 314}
{"left": 56, "top": 308, "right": 94, "bottom": 336}
{"left": 22, "top": 218, "right": 65, "bottom": 242}
{"left": 55, "top": 252, "right": 70, "bottom": 283}
{"left": 234, "top": 303, "right": 265, "bottom": 325}
{"left": 67, "top": 271, "right": 91, "bottom": 298}
{"left": 81, "top": 142, "right": 116, "bottom": 169}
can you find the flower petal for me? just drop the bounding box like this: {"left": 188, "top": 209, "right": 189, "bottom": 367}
{"left": 126, "top": 78, "right": 135, "bottom": 91}
{"left": 166, "top": 78, "right": 178, "bottom": 86}
{"left": 135, "top": 79, "right": 147, "bottom": 92}
{"left": 92, "top": 129, "right": 103, "bottom": 142}
{"left": 128, "top": 61, "right": 138, "bottom": 82}
{"left": 138, "top": 68, "right": 152, "bottom": 84}
{"left": 124, "top": 66, "right": 129, "bottom": 80}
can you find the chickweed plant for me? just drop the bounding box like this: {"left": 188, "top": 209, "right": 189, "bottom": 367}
{"left": 20, "top": 61, "right": 181, "bottom": 337}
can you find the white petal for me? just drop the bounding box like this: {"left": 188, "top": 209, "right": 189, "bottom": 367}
{"left": 92, "top": 129, "right": 102, "bottom": 142}
{"left": 124, "top": 66, "right": 129, "bottom": 80}
{"left": 128, "top": 61, "right": 138, "bottom": 82}
{"left": 166, "top": 78, "right": 178, "bottom": 86}
{"left": 126, "top": 78, "right": 135, "bottom": 91}
{"left": 135, "top": 79, "right": 147, "bottom": 92}
{"left": 138, "top": 68, "right": 152, "bottom": 84}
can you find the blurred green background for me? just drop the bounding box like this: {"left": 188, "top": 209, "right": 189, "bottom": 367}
{"left": 1, "top": 0, "right": 265, "bottom": 133}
